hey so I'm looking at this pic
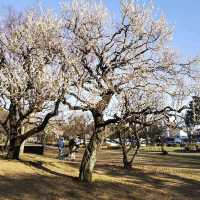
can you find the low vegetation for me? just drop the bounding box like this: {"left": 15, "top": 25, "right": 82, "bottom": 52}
{"left": 140, "top": 146, "right": 182, "bottom": 152}
{"left": 0, "top": 148, "right": 199, "bottom": 200}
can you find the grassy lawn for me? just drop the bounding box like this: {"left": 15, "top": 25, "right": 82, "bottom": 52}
{"left": 140, "top": 146, "right": 182, "bottom": 152}
{"left": 0, "top": 147, "right": 200, "bottom": 200}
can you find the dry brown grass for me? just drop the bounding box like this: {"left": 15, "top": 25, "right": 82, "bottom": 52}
{"left": 0, "top": 147, "right": 200, "bottom": 200}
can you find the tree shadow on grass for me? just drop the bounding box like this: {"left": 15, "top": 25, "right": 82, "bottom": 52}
{"left": 0, "top": 172, "right": 171, "bottom": 200}
{"left": 20, "top": 159, "right": 71, "bottom": 177}
{"left": 1, "top": 169, "right": 198, "bottom": 200}
{"left": 1, "top": 149, "right": 200, "bottom": 200}
{"left": 138, "top": 152, "right": 200, "bottom": 169}
{"left": 0, "top": 174, "right": 88, "bottom": 200}
{"left": 97, "top": 164, "right": 200, "bottom": 200}
{"left": 0, "top": 156, "right": 199, "bottom": 200}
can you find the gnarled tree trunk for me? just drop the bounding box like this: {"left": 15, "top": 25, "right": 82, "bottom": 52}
{"left": 119, "top": 123, "right": 141, "bottom": 169}
{"left": 6, "top": 102, "right": 23, "bottom": 160}
{"left": 20, "top": 140, "right": 26, "bottom": 155}
{"left": 79, "top": 90, "right": 114, "bottom": 182}
{"left": 7, "top": 136, "right": 23, "bottom": 160}
{"left": 3, "top": 134, "right": 9, "bottom": 153}
{"left": 121, "top": 142, "right": 140, "bottom": 169}
{"left": 122, "top": 150, "right": 133, "bottom": 169}
{"left": 79, "top": 128, "right": 104, "bottom": 182}
{"left": 6, "top": 99, "right": 60, "bottom": 160}
{"left": 118, "top": 131, "right": 133, "bottom": 169}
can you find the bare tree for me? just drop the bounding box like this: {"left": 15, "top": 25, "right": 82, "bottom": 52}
{"left": 108, "top": 121, "right": 141, "bottom": 169}
{"left": 113, "top": 89, "right": 163, "bottom": 168}
{"left": 58, "top": 0, "right": 196, "bottom": 182}
{"left": 62, "top": 115, "right": 93, "bottom": 140}
{"left": 0, "top": 10, "right": 68, "bottom": 159}
{"left": 0, "top": 0, "right": 196, "bottom": 182}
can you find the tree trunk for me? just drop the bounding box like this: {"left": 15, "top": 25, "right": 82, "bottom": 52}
{"left": 119, "top": 135, "right": 132, "bottom": 169}
{"left": 83, "top": 133, "right": 87, "bottom": 147}
{"left": 123, "top": 159, "right": 132, "bottom": 169}
{"left": 19, "top": 140, "right": 26, "bottom": 155}
{"left": 7, "top": 137, "right": 23, "bottom": 160}
{"left": 160, "top": 137, "right": 168, "bottom": 155}
{"left": 79, "top": 89, "right": 113, "bottom": 182}
{"left": 121, "top": 145, "right": 140, "bottom": 169}
{"left": 19, "top": 126, "right": 25, "bottom": 155}
{"left": 122, "top": 147, "right": 132, "bottom": 169}
{"left": 3, "top": 134, "right": 9, "bottom": 153}
{"left": 42, "top": 132, "right": 46, "bottom": 154}
{"left": 120, "top": 128, "right": 140, "bottom": 169}
{"left": 79, "top": 130, "right": 104, "bottom": 182}
{"left": 7, "top": 101, "right": 23, "bottom": 159}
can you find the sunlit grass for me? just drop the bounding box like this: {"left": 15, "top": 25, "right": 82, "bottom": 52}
{"left": 140, "top": 146, "right": 182, "bottom": 152}
{"left": 0, "top": 149, "right": 200, "bottom": 200}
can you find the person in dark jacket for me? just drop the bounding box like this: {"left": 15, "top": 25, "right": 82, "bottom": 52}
{"left": 67, "top": 137, "right": 80, "bottom": 160}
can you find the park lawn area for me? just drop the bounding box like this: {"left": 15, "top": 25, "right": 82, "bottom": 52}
{"left": 140, "top": 146, "right": 182, "bottom": 152}
{"left": 0, "top": 148, "right": 200, "bottom": 200}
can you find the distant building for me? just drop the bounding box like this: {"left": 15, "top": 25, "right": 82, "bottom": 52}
{"left": 176, "top": 130, "right": 188, "bottom": 138}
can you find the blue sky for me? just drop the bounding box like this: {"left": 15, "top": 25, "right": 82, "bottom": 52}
{"left": 0, "top": 0, "right": 199, "bottom": 58}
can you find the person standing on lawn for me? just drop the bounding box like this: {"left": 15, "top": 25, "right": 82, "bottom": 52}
{"left": 58, "top": 137, "right": 65, "bottom": 160}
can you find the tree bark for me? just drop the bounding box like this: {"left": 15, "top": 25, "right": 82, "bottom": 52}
{"left": 7, "top": 136, "right": 23, "bottom": 160}
{"left": 79, "top": 129, "right": 104, "bottom": 182}
{"left": 3, "top": 134, "right": 9, "bottom": 153}
{"left": 122, "top": 145, "right": 140, "bottom": 169}
{"left": 160, "top": 137, "right": 168, "bottom": 155}
{"left": 83, "top": 132, "right": 87, "bottom": 147}
{"left": 119, "top": 124, "right": 141, "bottom": 169}
{"left": 7, "top": 101, "right": 23, "bottom": 159}
{"left": 122, "top": 147, "right": 132, "bottom": 169}
{"left": 19, "top": 126, "right": 25, "bottom": 155}
{"left": 19, "top": 140, "right": 26, "bottom": 155}
{"left": 119, "top": 132, "right": 133, "bottom": 169}
{"left": 78, "top": 90, "right": 114, "bottom": 182}
{"left": 123, "top": 159, "right": 132, "bottom": 169}
{"left": 5, "top": 98, "right": 61, "bottom": 160}
{"left": 121, "top": 143, "right": 139, "bottom": 169}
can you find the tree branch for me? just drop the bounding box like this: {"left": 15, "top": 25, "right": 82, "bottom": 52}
{"left": 21, "top": 100, "right": 61, "bottom": 141}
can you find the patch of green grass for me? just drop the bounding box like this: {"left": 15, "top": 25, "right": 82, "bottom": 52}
{"left": 140, "top": 146, "right": 182, "bottom": 152}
